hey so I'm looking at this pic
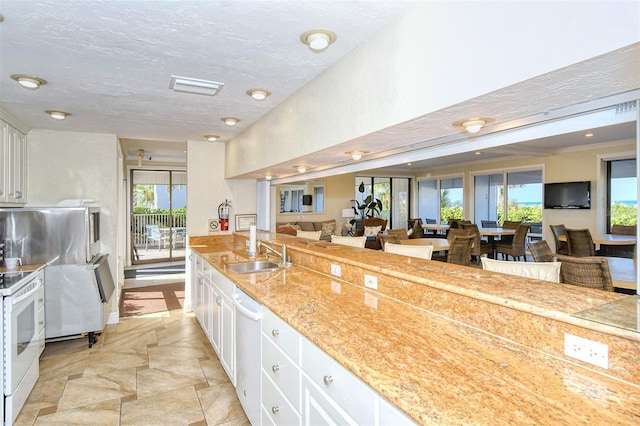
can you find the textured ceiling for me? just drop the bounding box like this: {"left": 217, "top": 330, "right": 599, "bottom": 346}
{"left": 0, "top": 1, "right": 638, "bottom": 178}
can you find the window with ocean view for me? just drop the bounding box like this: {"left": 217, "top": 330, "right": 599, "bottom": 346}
{"left": 417, "top": 176, "right": 464, "bottom": 224}
{"left": 608, "top": 158, "right": 637, "bottom": 230}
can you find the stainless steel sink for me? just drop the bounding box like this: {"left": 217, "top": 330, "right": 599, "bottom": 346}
{"left": 227, "top": 261, "right": 280, "bottom": 274}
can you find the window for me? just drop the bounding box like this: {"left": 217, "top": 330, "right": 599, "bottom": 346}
{"left": 417, "top": 176, "right": 463, "bottom": 223}
{"left": 607, "top": 158, "right": 637, "bottom": 230}
{"left": 355, "top": 177, "right": 409, "bottom": 229}
{"left": 473, "top": 169, "right": 542, "bottom": 227}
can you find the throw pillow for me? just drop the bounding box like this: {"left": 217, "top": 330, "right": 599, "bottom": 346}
{"left": 276, "top": 226, "right": 298, "bottom": 236}
{"left": 364, "top": 225, "right": 382, "bottom": 237}
{"left": 320, "top": 220, "right": 336, "bottom": 241}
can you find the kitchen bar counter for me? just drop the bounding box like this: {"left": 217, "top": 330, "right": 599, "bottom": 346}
{"left": 189, "top": 233, "right": 640, "bottom": 424}
{"left": 0, "top": 263, "right": 46, "bottom": 274}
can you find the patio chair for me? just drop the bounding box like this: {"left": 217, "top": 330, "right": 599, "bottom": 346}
{"left": 554, "top": 254, "right": 614, "bottom": 292}
{"left": 146, "top": 224, "right": 169, "bottom": 250}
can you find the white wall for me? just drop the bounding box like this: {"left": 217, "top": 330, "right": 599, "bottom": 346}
{"left": 186, "top": 140, "right": 256, "bottom": 236}
{"left": 27, "top": 129, "right": 120, "bottom": 320}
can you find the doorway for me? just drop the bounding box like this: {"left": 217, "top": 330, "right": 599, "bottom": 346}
{"left": 130, "top": 169, "right": 187, "bottom": 264}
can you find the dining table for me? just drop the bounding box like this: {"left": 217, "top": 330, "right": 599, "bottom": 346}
{"left": 478, "top": 227, "right": 517, "bottom": 258}
{"left": 421, "top": 223, "right": 450, "bottom": 234}
{"left": 399, "top": 238, "right": 450, "bottom": 252}
{"left": 605, "top": 256, "right": 637, "bottom": 291}
{"left": 559, "top": 233, "right": 636, "bottom": 252}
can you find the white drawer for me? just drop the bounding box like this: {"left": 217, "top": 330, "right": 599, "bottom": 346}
{"left": 262, "top": 334, "right": 301, "bottom": 411}
{"left": 262, "top": 371, "right": 301, "bottom": 426}
{"left": 262, "top": 308, "right": 300, "bottom": 363}
{"left": 301, "top": 337, "right": 376, "bottom": 425}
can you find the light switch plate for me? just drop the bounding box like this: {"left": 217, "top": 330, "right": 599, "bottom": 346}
{"left": 330, "top": 264, "right": 341, "bottom": 277}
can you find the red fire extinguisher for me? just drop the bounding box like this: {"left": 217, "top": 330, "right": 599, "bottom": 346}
{"left": 218, "top": 199, "right": 231, "bottom": 231}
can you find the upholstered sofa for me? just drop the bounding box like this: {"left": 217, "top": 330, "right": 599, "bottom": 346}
{"left": 275, "top": 219, "right": 343, "bottom": 242}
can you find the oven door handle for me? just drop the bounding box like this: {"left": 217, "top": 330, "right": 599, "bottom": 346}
{"left": 12, "top": 279, "right": 43, "bottom": 305}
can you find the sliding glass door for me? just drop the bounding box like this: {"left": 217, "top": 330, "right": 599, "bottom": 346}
{"left": 130, "top": 169, "right": 187, "bottom": 264}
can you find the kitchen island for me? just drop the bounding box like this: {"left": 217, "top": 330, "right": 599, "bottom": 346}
{"left": 189, "top": 232, "right": 640, "bottom": 424}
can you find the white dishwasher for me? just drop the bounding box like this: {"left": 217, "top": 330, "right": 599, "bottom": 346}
{"left": 233, "top": 287, "right": 263, "bottom": 426}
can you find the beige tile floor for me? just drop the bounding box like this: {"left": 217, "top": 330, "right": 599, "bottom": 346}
{"left": 15, "top": 277, "right": 249, "bottom": 426}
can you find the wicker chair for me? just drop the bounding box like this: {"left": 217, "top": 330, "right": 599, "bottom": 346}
{"left": 446, "top": 234, "right": 474, "bottom": 266}
{"left": 499, "top": 220, "right": 521, "bottom": 245}
{"left": 356, "top": 218, "right": 388, "bottom": 250}
{"left": 460, "top": 223, "right": 493, "bottom": 263}
{"left": 495, "top": 224, "right": 530, "bottom": 261}
{"left": 380, "top": 228, "right": 409, "bottom": 249}
{"left": 407, "top": 218, "right": 425, "bottom": 239}
{"left": 528, "top": 240, "right": 555, "bottom": 262}
{"left": 611, "top": 224, "right": 637, "bottom": 235}
{"left": 554, "top": 254, "right": 614, "bottom": 292}
{"left": 549, "top": 224, "right": 569, "bottom": 255}
{"left": 566, "top": 228, "right": 595, "bottom": 257}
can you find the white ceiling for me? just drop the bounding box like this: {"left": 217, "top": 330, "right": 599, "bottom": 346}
{"left": 0, "top": 1, "right": 638, "bottom": 177}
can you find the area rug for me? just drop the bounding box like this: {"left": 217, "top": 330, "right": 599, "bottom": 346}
{"left": 120, "top": 282, "right": 185, "bottom": 317}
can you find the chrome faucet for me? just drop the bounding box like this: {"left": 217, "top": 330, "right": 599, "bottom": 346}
{"left": 257, "top": 241, "right": 291, "bottom": 266}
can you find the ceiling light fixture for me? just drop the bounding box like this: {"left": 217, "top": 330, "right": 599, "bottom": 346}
{"left": 295, "top": 165, "right": 307, "bottom": 173}
{"left": 137, "top": 149, "right": 144, "bottom": 167}
{"left": 247, "top": 89, "right": 271, "bottom": 101}
{"left": 45, "top": 110, "right": 70, "bottom": 120}
{"left": 453, "top": 117, "right": 494, "bottom": 134}
{"left": 222, "top": 117, "right": 239, "bottom": 126}
{"left": 300, "top": 29, "right": 337, "bottom": 53}
{"left": 204, "top": 135, "right": 220, "bottom": 142}
{"left": 265, "top": 174, "right": 272, "bottom": 180}
{"left": 169, "top": 75, "right": 224, "bottom": 96}
{"left": 345, "top": 151, "right": 369, "bottom": 160}
{"left": 11, "top": 74, "right": 48, "bottom": 90}
{"left": 585, "top": 133, "right": 594, "bottom": 138}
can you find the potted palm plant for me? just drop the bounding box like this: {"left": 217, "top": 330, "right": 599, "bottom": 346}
{"left": 350, "top": 182, "right": 382, "bottom": 230}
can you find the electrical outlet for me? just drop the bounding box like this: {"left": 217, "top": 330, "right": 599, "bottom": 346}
{"left": 330, "top": 264, "right": 341, "bottom": 277}
{"left": 564, "top": 333, "right": 609, "bottom": 369}
{"left": 364, "top": 274, "right": 378, "bottom": 289}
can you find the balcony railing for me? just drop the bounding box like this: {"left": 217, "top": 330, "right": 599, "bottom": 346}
{"left": 133, "top": 213, "right": 186, "bottom": 246}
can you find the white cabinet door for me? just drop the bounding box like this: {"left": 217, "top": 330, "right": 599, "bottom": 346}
{"left": 8, "top": 126, "right": 26, "bottom": 203}
{"left": 302, "top": 375, "right": 357, "bottom": 426}
{"left": 209, "top": 280, "right": 221, "bottom": 355}
{"left": 220, "top": 291, "right": 235, "bottom": 385}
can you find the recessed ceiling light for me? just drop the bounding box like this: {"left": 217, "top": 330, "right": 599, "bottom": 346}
{"left": 45, "top": 110, "right": 70, "bottom": 120}
{"left": 247, "top": 89, "right": 271, "bottom": 101}
{"left": 169, "top": 75, "right": 224, "bottom": 96}
{"left": 265, "top": 174, "right": 272, "bottom": 180}
{"left": 345, "top": 151, "right": 369, "bottom": 160}
{"left": 221, "top": 117, "right": 239, "bottom": 126}
{"left": 11, "top": 74, "right": 47, "bottom": 90}
{"left": 453, "top": 117, "right": 495, "bottom": 134}
{"left": 300, "top": 29, "right": 337, "bottom": 53}
{"left": 204, "top": 135, "right": 220, "bottom": 142}
{"left": 294, "top": 165, "right": 307, "bottom": 173}
{"left": 585, "top": 133, "right": 594, "bottom": 138}
{"left": 475, "top": 151, "right": 482, "bottom": 155}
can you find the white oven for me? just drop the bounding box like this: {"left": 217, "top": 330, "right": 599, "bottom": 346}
{"left": 3, "top": 270, "right": 45, "bottom": 425}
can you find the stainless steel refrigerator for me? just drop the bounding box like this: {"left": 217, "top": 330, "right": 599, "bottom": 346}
{"left": 0, "top": 206, "right": 115, "bottom": 347}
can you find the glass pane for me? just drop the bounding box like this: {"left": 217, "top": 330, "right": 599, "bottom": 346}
{"left": 474, "top": 174, "right": 503, "bottom": 225}
{"left": 373, "top": 178, "right": 391, "bottom": 221}
{"left": 610, "top": 159, "right": 637, "bottom": 226}
{"left": 506, "top": 170, "right": 542, "bottom": 224}
{"left": 391, "top": 178, "right": 409, "bottom": 229}
{"left": 441, "top": 177, "right": 463, "bottom": 222}
{"left": 418, "top": 179, "right": 438, "bottom": 222}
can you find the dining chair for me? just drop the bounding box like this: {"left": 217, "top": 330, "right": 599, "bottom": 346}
{"left": 358, "top": 217, "right": 388, "bottom": 250}
{"left": 554, "top": 254, "right": 614, "bottom": 291}
{"left": 611, "top": 224, "right": 637, "bottom": 235}
{"left": 407, "top": 218, "right": 425, "bottom": 239}
{"left": 527, "top": 240, "right": 555, "bottom": 262}
{"left": 380, "top": 229, "right": 409, "bottom": 249}
{"left": 296, "top": 230, "right": 322, "bottom": 240}
{"left": 460, "top": 223, "right": 493, "bottom": 263}
{"left": 446, "top": 234, "right": 474, "bottom": 266}
{"left": 481, "top": 220, "right": 498, "bottom": 228}
{"left": 549, "top": 224, "right": 569, "bottom": 255}
{"left": 565, "top": 228, "right": 595, "bottom": 257}
{"left": 384, "top": 242, "right": 434, "bottom": 260}
{"left": 495, "top": 224, "right": 530, "bottom": 261}
{"left": 423, "top": 218, "right": 437, "bottom": 234}
{"left": 481, "top": 257, "right": 561, "bottom": 282}
{"left": 330, "top": 235, "right": 367, "bottom": 248}
{"left": 499, "top": 220, "right": 521, "bottom": 245}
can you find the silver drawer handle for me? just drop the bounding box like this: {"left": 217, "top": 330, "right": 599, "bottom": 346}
{"left": 323, "top": 375, "right": 333, "bottom": 386}
{"left": 272, "top": 364, "right": 279, "bottom": 372}
{"left": 272, "top": 329, "right": 279, "bottom": 336}
{"left": 272, "top": 406, "right": 279, "bottom": 414}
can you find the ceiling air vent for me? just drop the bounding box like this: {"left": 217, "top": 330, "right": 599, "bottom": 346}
{"left": 169, "top": 75, "right": 224, "bottom": 96}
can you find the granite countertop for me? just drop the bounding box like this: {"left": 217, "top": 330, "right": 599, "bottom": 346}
{"left": 0, "top": 263, "right": 46, "bottom": 274}
{"left": 190, "top": 234, "right": 640, "bottom": 424}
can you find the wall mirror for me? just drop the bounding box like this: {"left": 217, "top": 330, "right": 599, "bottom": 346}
{"left": 279, "top": 179, "right": 325, "bottom": 213}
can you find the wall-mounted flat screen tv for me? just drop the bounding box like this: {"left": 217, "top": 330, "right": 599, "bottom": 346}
{"left": 302, "top": 194, "right": 312, "bottom": 205}
{"left": 544, "top": 181, "right": 591, "bottom": 209}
